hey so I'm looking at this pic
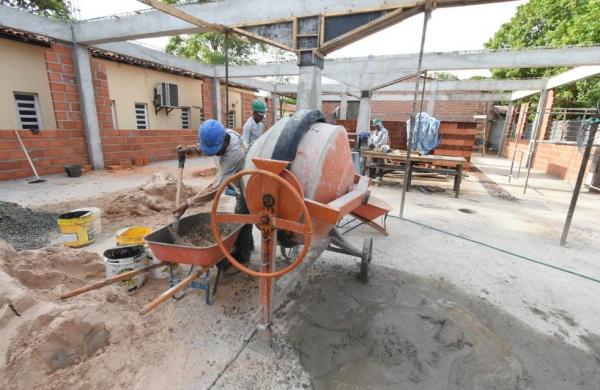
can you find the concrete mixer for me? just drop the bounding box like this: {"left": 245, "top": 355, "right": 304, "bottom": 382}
{"left": 210, "top": 110, "right": 375, "bottom": 337}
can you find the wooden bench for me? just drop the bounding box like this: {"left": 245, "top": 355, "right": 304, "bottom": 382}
{"left": 360, "top": 150, "right": 467, "bottom": 198}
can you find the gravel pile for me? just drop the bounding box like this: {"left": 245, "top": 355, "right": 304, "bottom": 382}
{"left": 0, "top": 201, "right": 58, "bottom": 251}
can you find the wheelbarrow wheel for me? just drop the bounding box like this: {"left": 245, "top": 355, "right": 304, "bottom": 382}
{"left": 359, "top": 237, "right": 373, "bottom": 283}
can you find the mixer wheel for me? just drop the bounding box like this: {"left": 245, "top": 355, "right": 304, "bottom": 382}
{"left": 359, "top": 237, "right": 373, "bottom": 283}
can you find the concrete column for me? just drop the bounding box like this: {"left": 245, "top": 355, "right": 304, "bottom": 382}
{"left": 212, "top": 77, "right": 222, "bottom": 122}
{"left": 526, "top": 89, "right": 549, "bottom": 167}
{"left": 356, "top": 90, "right": 372, "bottom": 132}
{"left": 427, "top": 80, "right": 439, "bottom": 115}
{"left": 296, "top": 66, "right": 322, "bottom": 110}
{"left": 271, "top": 93, "right": 280, "bottom": 126}
{"left": 73, "top": 44, "right": 104, "bottom": 169}
{"left": 340, "top": 91, "right": 348, "bottom": 120}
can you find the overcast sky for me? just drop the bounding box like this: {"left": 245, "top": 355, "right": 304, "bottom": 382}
{"left": 71, "top": 0, "right": 528, "bottom": 78}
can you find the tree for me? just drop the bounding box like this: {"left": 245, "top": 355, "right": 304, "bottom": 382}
{"left": 485, "top": 0, "right": 600, "bottom": 107}
{"left": 2, "top": 0, "right": 71, "bottom": 19}
{"left": 431, "top": 72, "right": 459, "bottom": 81}
{"left": 166, "top": 33, "right": 267, "bottom": 65}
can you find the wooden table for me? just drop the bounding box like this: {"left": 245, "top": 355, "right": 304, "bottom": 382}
{"left": 360, "top": 150, "right": 467, "bottom": 198}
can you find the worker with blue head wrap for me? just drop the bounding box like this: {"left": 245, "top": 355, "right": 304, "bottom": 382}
{"left": 173, "top": 119, "right": 253, "bottom": 271}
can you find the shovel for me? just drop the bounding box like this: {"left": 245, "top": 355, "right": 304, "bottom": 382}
{"left": 14, "top": 130, "right": 46, "bottom": 184}
{"left": 170, "top": 147, "right": 187, "bottom": 240}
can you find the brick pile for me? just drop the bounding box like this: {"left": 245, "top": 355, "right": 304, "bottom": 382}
{"left": 433, "top": 122, "right": 477, "bottom": 168}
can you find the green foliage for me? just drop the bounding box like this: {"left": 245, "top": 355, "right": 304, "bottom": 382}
{"left": 485, "top": 0, "right": 600, "bottom": 107}
{"left": 166, "top": 33, "right": 266, "bottom": 65}
{"left": 469, "top": 75, "right": 489, "bottom": 81}
{"left": 2, "top": 0, "right": 71, "bottom": 19}
{"left": 431, "top": 72, "right": 459, "bottom": 81}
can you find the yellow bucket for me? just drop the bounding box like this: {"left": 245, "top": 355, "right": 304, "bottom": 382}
{"left": 115, "top": 226, "right": 152, "bottom": 246}
{"left": 57, "top": 211, "right": 96, "bottom": 248}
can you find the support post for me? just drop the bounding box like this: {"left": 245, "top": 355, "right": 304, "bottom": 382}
{"left": 257, "top": 227, "right": 277, "bottom": 343}
{"left": 73, "top": 44, "right": 104, "bottom": 169}
{"left": 426, "top": 80, "right": 438, "bottom": 115}
{"left": 212, "top": 77, "right": 222, "bottom": 121}
{"left": 525, "top": 89, "right": 549, "bottom": 167}
{"left": 356, "top": 90, "right": 372, "bottom": 133}
{"left": 560, "top": 120, "right": 598, "bottom": 246}
{"left": 340, "top": 90, "right": 348, "bottom": 120}
{"left": 270, "top": 93, "right": 280, "bottom": 126}
{"left": 296, "top": 51, "right": 323, "bottom": 111}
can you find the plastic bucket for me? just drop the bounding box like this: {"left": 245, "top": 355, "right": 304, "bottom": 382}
{"left": 115, "top": 226, "right": 152, "bottom": 246}
{"left": 56, "top": 210, "right": 95, "bottom": 248}
{"left": 73, "top": 207, "right": 102, "bottom": 234}
{"left": 102, "top": 245, "right": 148, "bottom": 291}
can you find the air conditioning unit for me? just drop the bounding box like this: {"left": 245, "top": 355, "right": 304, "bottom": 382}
{"left": 155, "top": 82, "right": 179, "bottom": 108}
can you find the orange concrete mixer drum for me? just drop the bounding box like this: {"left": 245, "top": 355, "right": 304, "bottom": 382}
{"left": 244, "top": 110, "right": 357, "bottom": 242}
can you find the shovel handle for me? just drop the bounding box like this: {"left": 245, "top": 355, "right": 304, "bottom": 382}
{"left": 60, "top": 261, "right": 163, "bottom": 300}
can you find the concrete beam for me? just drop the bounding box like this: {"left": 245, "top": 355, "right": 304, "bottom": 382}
{"left": 322, "top": 93, "right": 511, "bottom": 102}
{"left": 73, "top": 44, "right": 104, "bottom": 169}
{"left": 73, "top": 0, "right": 516, "bottom": 44}
{"left": 275, "top": 78, "right": 548, "bottom": 94}
{"left": 546, "top": 65, "right": 600, "bottom": 90}
{"left": 0, "top": 5, "right": 73, "bottom": 42}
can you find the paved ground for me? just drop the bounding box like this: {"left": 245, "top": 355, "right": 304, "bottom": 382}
{"left": 1, "top": 154, "right": 599, "bottom": 389}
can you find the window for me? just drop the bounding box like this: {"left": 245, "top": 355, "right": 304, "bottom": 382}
{"left": 227, "top": 110, "right": 235, "bottom": 129}
{"left": 135, "top": 103, "right": 148, "bottom": 130}
{"left": 14, "top": 93, "right": 42, "bottom": 131}
{"left": 110, "top": 100, "right": 118, "bottom": 129}
{"left": 181, "top": 107, "right": 190, "bottom": 129}
{"left": 199, "top": 107, "right": 205, "bottom": 124}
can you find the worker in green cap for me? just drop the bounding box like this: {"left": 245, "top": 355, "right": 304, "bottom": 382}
{"left": 242, "top": 98, "right": 267, "bottom": 149}
{"left": 369, "top": 117, "right": 389, "bottom": 150}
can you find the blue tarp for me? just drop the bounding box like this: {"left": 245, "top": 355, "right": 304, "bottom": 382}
{"left": 407, "top": 112, "right": 441, "bottom": 155}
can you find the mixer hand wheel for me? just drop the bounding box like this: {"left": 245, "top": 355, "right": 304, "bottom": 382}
{"left": 210, "top": 169, "right": 313, "bottom": 279}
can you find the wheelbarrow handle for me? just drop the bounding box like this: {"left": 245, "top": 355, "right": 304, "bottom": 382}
{"left": 140, "top": 267, "right": 207, "bottom": 315}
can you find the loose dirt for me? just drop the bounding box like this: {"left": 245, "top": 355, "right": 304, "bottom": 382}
{"left": 103, "top": 172, "right": 196, "bottom": 222}
{"left": 173, "top": 224, "right": 235, "bottom": 247}
{"left": 0, "top": 201, "right": 58, "bottom": 250}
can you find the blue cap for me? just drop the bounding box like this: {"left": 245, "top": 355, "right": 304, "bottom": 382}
{"left": 199, "top": 120, "right": 226, "bottom": 156}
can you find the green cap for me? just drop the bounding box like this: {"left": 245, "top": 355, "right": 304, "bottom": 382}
{"left": 372, "top": 118, "right": 382, "bottom": 126}
{"left": 252, "top": 99, "right": 267, "bottom": 113}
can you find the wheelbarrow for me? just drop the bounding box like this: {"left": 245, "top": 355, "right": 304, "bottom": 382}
{"left": 143, "top": 212, "right": 242, "bottom": 309}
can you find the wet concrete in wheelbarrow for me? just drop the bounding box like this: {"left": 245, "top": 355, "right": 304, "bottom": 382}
{"left": 276, "top": 262, "right": 600, "bottom": 390}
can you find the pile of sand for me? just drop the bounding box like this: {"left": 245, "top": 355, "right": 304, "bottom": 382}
{"left": 0, "top": 240, "right": 165, "bottom": 390}
{"left": 103, "top": 172, "right": 196, "bottom": 221}
{"left": 191, "top": 167, "right": 217, "bottom": 177}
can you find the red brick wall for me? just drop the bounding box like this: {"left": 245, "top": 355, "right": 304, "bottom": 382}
{"left": 0, "top": 129, "right": 89, "bottom": 180}
{"left": 202, "top": 78, "right": 215, "bottom": 121}
{"left": 502, "top": 140, "right": 596, "bottom": 182}
{"left": 101, "top": 130, "right": 197, "bottom": 167}
{"left": 91, "top": 60, "right": 114, "bottom": 130}
{"left": 323, "top": 100, "right": 482, "bottom": 123}
{"left": 241, "top": 93, "right": 253, "bottom": 131}
{"left": 44, "top": 43, "right": 83, "bottom": 130}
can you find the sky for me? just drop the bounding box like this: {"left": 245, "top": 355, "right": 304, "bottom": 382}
{"left": 71, "top": 0, "right": 528, "bottom": 78}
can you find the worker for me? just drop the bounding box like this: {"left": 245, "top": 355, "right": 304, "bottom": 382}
{"left": 173, "top": 119, "right": 253, "bottom": 271}
{"left": 369, "top": 118, "right": 389, "bottom": 150}
{"left": 242, "top": 99, "right": 267, "bottom": 149}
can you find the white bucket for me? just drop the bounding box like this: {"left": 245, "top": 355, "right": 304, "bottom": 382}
{"left": 73, "top": 207, "right": 102, "bottom": 234}
{"left": 102, "top": 245, "right": 148, "bottom": 291}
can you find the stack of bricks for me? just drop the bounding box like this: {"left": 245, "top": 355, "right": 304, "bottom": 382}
{"left": 383, "top": 120, "right": 407, "bottom": 150}
{"left": 91, "top": 60, "right": 114, "bottom": 130}
{"left": 432, "top": 122, "right": 477, "bottom": 169}
{"left": 201, "top": 77, "right": 215, "bottom": 121}
{"left": 43, "top": 43, "right": 83, "bottom": 130}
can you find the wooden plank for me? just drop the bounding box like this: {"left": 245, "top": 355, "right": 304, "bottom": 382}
{"left": 231, "top": 27, "right": 294, "bottom": 51}
{"left": 137, "top": 0, "right": 224, "bottom": 32}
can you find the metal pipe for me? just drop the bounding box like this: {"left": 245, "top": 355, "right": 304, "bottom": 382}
{"left": 399, "top": 9, "right": 430, "bottom": 219}
{"left": 560, "top": 118, "right": 599, "bottom": 246}
{"left": 225, "top": 31, "right": 229, "bottom": 125}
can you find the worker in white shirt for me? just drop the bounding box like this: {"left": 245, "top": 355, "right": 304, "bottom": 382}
{"left": 242, "top": 99, "right": 267, "bottom": 149}
{"left": 369, "top": 118, "right": 389, "bottom": 150}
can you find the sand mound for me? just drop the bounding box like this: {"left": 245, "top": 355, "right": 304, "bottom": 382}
{"left": 0, "top": 201, "right": 58, "bottom": 250}
{"left": 1, "top": 245, "right": 105, "bottom": 297}
{"left": 104, "top": 172, "right": 196, "bottom": 220}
